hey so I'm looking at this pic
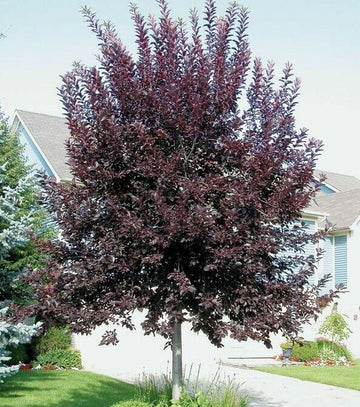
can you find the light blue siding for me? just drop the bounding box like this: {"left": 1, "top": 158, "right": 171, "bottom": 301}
{"left": 334, "top": 235, "right": 347, "bottom": 288}
{"left": 319, "top": 236, "right": 334, "bottom": 293}
{"left": 16, "top": 122, "right": 55, "bottom": 177}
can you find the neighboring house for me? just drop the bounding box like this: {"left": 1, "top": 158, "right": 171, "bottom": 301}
{"left": 309, "top": 170, "right": 360, "bottom": 293}
{"left": 10, "top": 109, "right": 360, "bottom": 378}
{"left": 10, "top": 110, "right": 72, "bottom": 182}
{"left": 305, "top": 170, "right": 360, "bottom": 354}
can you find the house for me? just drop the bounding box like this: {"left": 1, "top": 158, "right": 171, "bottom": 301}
{"left": 10, "top": 109, "right": 360, "bottom": 378}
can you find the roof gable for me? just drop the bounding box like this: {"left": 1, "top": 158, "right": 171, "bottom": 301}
{"left": 309, "top": 170, "right": 360, "bottom": 231}
{"left": 11, "top": 110, "right": 72, "bottom": 181}
{"left": 308, "top": 188, "right": 360, "bottom": 231}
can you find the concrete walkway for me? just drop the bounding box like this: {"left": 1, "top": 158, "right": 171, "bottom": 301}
{"left": 217, "top": 363, "right": 360, "bottom": 407}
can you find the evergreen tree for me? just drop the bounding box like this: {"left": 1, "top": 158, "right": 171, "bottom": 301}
{"left": 0, "top": 115, "right": 54, "bottom": 305}
{"left": 0, "top": 111, "right": 50, "bottom": 382}
{"left": 0, "top": 307, "right": 41, "bottom": 383}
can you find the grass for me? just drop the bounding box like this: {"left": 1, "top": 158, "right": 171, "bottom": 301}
{"left": 256, "top": 360, "right": 360, "bottom": 391}
{"left": 0, "top": 370, "right": 249, "bottom": 407}
{"left": 0, "top": 370, "right": 136, "bottom": 407}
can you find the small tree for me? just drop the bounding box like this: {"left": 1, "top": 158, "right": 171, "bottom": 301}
{"left": 23, "top": 1, "right": 338, "bottom": 399}
{"left": 318, "top": 307, "right": 352, "bottom": 344}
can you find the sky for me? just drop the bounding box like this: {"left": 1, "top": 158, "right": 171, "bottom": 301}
{"left": 0, "top": 0, "right": 359, "bottom": 177}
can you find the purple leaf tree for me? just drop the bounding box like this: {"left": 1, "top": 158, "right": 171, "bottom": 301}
{"left": 22, "top": 0, "right": 338, "bottom": 399}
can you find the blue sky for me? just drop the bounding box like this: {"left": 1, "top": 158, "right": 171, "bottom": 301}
{"left": 0, "top": 0, "right": 359, "bottom": 176}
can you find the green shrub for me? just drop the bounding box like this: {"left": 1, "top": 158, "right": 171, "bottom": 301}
{"left": 317, "top": 339, "right": 353, "bottom": 361}
{"left": 34, "top": 326, "right": 71, "bottom": 356}
{"left": 35, "top": 348, "right": 82, "bottom": 369}
{"left": 284, "top": 338, "right": 353, "bottom": 363}
{"left": 318, "top": 346, "right": 339, "bottom": 362}
{"left": 111, "top": 402, "right": 153, "bottom": 407}
{"left": 291, "top": 341, "right": 319, "bottom": 362}
{"left": 5, "top": 344, "right": 30, "bottom": 365}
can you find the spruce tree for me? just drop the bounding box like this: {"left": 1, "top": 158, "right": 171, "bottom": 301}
{"left": 0, "top": 115, "right": 54, "bottom": 305}
{"left": 0, "top": 112, "right": 51, "bottom": 382}
{"left": 0, "top": 307, "right": 41, "bottom": 383}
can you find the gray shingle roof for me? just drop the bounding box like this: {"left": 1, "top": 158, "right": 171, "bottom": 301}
{"left": 308, "top": 188, "right": 360, "bottom": 231}
{"left": 314, "top": 169, "right": 360, "bottom": 194}
{"left": 308, "top": 170, "right": 360, "bottom": 230}
{"left": 15, "top": 110, "right": 72, "bottom": 181}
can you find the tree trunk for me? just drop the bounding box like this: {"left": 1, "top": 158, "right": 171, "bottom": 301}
{"left": 172, "top": 321, "right": 183, "bottom": 401}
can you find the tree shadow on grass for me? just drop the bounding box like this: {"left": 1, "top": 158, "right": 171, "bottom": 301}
{"left": 45, "top": 377, "right": 135, "bottom": 407}
{"left": 0, "top": 370, "right": 136, "bottom": 407}
{"left": 0, "top": 371, "right": 59, "bottom": 404}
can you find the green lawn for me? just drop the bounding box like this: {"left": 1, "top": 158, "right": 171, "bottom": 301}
{"left": 256, "top": 361, "right": 360, "bottom": 391}
{"left": 0, "top": 370, "right": 136, "bottom": 407}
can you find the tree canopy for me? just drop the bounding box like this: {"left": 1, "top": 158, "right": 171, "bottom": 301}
{"left": 23, "top": 0, "right": 337, "bottom": 353}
